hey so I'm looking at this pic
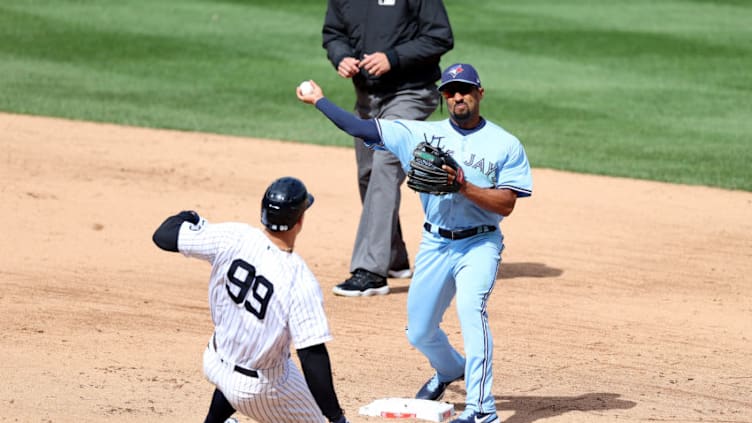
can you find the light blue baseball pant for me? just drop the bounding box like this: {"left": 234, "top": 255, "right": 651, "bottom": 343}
{"left": 406, "top": 229, "right": 502, "bottom": 414}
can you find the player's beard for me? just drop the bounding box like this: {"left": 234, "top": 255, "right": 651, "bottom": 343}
{"left": 450, "top": 103, "right": 472, "bottom": 124}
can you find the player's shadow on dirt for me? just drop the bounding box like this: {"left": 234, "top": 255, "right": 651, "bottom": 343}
{"left": 497, "top": 262, "right": 563, "bottom": 279}
{"left": 453, "top": 393, "right": 636, "bottom": 423}
{"left": 388, "top": 262, "right": 562, "bottom": 294}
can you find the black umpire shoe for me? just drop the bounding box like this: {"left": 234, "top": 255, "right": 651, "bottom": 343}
{"left": 332, "top": 269, "right": 389, "bottom": 297}
{"left": 415, "top": 373, "right": 464, "bottom": 401}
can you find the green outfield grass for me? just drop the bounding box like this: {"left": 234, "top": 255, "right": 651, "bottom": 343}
{"left": 1, "top": 0, "right": 750, "bottom": 191}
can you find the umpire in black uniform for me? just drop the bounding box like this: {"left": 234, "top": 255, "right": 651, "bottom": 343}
{"left": 323, "top": 0, "right": 454, "bottom": 296}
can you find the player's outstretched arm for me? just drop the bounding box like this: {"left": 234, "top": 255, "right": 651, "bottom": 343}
{"left": 296, "top": 343, "right": 348, "bottom": 423}
{"left": 152, "top": 210, "right": 200, "bottom": 252}
{"left": 296, "top": 81, "right": 382, "bottom": 148}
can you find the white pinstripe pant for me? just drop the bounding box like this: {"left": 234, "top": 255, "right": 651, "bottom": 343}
{"left": 203, "top": 345, "right": 326, "bottom": 423}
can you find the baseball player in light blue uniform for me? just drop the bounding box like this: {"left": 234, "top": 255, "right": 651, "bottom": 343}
{"left": 298, "top": 63, "right": 532, "bottom": 423}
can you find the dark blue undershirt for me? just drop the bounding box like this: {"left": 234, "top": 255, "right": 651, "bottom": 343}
{"left": 314, "top": 97, "right": 487, "bottom": 140}
{"left": 315, "top": 98, "right": 380, "bottom": 142}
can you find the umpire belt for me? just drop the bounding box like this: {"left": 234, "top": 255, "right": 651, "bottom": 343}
{"left": 212, "top": 334, "right": 258, "bottom": 378}
{"left": 423, "top": 222, "right": 496, "bottom": 240}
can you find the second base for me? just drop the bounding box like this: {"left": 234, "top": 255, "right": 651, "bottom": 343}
{"left": 359, "top": 397, "right": 455, "bottom": 422}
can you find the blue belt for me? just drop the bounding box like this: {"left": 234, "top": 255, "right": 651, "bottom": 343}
{"left": 423, "top": 222, "right": 496, "bottom": 240}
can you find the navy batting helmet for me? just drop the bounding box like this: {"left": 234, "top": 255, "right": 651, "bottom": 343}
{"left": 261, "top": 177, "right": 314, "bottom": 232}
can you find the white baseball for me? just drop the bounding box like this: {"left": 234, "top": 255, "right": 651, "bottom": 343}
{"left": 299, "top": 80, "right": 314, "bottom": 95}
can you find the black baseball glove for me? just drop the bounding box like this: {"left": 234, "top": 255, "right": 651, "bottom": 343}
{"left": 406, "top": 142, "right": 462, "bottom": 195}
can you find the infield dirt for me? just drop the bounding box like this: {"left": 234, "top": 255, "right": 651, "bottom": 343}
{"left": 2, "top": 112, "right": 751, "bottom": 423}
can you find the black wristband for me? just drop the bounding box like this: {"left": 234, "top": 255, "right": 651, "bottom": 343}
{"left": 177, "top": 210, "right": 200, "bottom": 224}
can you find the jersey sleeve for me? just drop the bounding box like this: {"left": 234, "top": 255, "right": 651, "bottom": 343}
{"left": 177, "top": 220, "right": 239, "bottom": 263}
{"left": 497, "top": 139, "right": 533, "bottom": 197}
{"left": 288, "top": 264, "right": 333, "bottom": 349}
{"left": 375, "top": 119, "right": 422, "bottom": 170}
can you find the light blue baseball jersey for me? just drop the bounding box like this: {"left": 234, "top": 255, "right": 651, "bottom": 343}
{"left": 374, "top": 118, "right": 532, "bottom": 230}
{"left": 374, "top": 116, "right": 532, "bottom": 415}
{"left": 313, "top": 78, "right": 533, "bottom": 417}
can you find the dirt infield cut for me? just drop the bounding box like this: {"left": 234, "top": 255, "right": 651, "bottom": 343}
{"left": 2, "top": 112, "right": 751, "bottom": 423}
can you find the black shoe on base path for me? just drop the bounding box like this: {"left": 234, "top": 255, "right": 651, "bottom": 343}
{"left": 333, "top": 269, "right": 389, "bottom": 297}
{"left": 415, "top": 373, "right": 464, "bottom": 401}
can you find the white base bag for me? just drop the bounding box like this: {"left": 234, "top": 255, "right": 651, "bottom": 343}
{"left": 359, "top": 398, "right": 455, "bottom": 422}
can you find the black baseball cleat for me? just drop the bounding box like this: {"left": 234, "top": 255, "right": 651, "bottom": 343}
{"left": 333, "top": 269, "right": 389, "bottom": 297}
{"left": 415, "top": 373, "right": 464, "bottom": 401}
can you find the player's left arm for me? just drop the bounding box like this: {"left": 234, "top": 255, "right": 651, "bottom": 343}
{"left": 456, "top": 183, "right": 519, "bottom": 216}
{"left": 297, "top": 344, "right": 347, "bottom": 423}
{"left": 447, "top": 138, "right": 533, "bottom": 216}
{"left": 289, "top": 269, "right": 346, "bottom": 422}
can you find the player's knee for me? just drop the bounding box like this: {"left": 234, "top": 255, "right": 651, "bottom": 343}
{"left": 405, "top": 324, "right": 432, "bottom": 348}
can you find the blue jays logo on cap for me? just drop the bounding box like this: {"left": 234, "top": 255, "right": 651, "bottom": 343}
{"left": 438, "top": 63, "right": 482, "bottom": 91}
{"left": 447, "top": 65, "right": 464, "bottom": 78}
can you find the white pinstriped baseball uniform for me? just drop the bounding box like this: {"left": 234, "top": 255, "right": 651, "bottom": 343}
{"left": 177, "top": 217, "right": 332, "bottom": 422}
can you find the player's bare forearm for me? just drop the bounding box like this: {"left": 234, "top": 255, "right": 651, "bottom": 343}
{"left": 460, "top": 184, "right": 517, "bottom": 216}
{"left": 442, "top": 164, "right": 516, "bottom": 215}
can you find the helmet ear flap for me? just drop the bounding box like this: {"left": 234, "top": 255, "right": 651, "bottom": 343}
{"left": 261, "top": 177, "right": 314, "bottom": 232}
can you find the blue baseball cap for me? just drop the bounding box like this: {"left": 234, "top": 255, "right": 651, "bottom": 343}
{"left": 438, "top": 63, "right": 482, "bottom": 91}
